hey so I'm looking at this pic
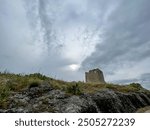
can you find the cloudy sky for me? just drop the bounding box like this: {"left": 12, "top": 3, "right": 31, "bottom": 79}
{"left": 0, "top": 0, "right": 150, "bottom": 89}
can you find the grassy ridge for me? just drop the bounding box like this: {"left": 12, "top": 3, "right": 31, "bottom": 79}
{"left": 0, "top": 72, "right": 149, "bottom": 108}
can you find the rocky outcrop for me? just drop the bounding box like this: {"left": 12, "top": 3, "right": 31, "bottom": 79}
{"left": 91, "top": 89, "right": 150, "bottom": 112}
{"left": 0, "top": 83, "right": 150, "bottom": 113}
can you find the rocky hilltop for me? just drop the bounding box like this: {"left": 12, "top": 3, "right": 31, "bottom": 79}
{"left": 0, "top": 73, "right": 150, "bottom": 113}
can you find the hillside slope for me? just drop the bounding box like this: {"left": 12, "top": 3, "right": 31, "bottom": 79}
{"left": 0, "top": 73, "right": 150, "bottom": 113}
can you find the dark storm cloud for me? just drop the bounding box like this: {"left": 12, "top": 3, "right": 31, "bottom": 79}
{"left": 82, "top": 0, "right": 150, "bottom": 73}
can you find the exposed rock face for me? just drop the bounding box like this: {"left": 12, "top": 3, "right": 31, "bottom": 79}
{"left": 91, "top": 89, "right": 150, "bottom": 112}
{"left": 0, "top": 83, "right": 150, "bottom": 113}
{"left": 85, "top": 68, "right": 105, "bottom": 83}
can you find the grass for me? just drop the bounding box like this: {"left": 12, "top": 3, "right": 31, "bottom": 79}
{"left": 136, "top": 106, "right": 150, "bottom": 113}
{"left": 0, "top": 72, "right": 149, "bottom": 108}
{"left": 0, "top": 73, "right": 45, "bottom": 107}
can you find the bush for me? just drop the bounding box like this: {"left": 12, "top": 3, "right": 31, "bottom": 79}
{"left": 29, "top": 81, "right": 40, "bottom": 88}
{"left": 129, "top": 83, "right": 143, "bottom": 89}
{"left": 105, "top": 83, "right": 115, "bottom": 89}
{"left": 0, "top": 86, "right": 10, "bottom": 102}
{"left": 66, "top": 83, "right": 83, "bottom": 95}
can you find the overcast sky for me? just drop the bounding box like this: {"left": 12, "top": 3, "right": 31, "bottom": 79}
{"left": 0, "top": 0, "right": 150, "bottom": 89}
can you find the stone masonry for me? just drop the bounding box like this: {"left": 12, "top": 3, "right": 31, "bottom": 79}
{"left": 85, "top": 68, "right": 105, "bottom": 83}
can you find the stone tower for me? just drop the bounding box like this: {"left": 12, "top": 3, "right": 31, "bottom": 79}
{"left": 85, "top": 68, "right": 105, "bottom": 83}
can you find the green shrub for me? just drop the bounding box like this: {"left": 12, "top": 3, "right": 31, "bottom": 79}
{"left": 66, "top": 83, "right": 83, "bottom": 95}
{"left": 129, "top": 83, "right": 143, "bottom": 89}
{"left": 105, "top": 83, "right": 115, "bottom": 89}
{"left": 29, "top": 81, "right": 40, "bottom": 88}
{"left": 0, "top": 86, "right": 10, "bottom": 102}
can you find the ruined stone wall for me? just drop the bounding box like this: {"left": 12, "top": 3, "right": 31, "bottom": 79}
{"left": 85, "top": 69, "right": 105, "bottom": 83}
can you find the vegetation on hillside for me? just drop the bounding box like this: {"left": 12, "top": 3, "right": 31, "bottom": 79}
{"left": 0, "top": 72, "right": 149, "bottom": 108}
